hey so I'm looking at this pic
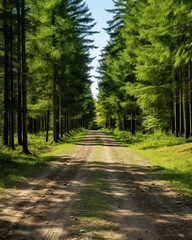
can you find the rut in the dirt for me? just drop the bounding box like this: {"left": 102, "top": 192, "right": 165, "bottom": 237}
{"left": 97, "top": 132, "right": 192, "bottom": 240}
{"left": 0, "top": 132, "right": 94, "bottom": 240}
{"left": 0, "top": 131, "right": 192, "bottom": 240}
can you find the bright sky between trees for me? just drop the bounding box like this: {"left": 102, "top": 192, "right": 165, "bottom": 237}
{"left": 85, "top": 0, "right": 115, "bottom": 99}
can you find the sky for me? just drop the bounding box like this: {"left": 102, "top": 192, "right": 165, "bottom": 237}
{"left": 85, "top": 0, "right": 115, "bottom": 99}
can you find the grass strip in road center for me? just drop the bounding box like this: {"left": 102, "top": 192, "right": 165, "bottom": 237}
{"left": 67, "top": 135, "right": 119, "bottom": 240}
{"left": 95, "top": 136, "right": 102, "bottom": 145}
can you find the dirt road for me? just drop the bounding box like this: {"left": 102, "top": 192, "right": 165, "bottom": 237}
{"left": 0, "top": 131, "right": 192, "bottom": 240}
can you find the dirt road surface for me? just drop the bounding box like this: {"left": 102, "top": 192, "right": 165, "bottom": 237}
{"left": 0, "top": 131, "right": 192, "bottom": 240}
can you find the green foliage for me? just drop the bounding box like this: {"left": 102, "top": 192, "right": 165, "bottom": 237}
{"left": 142, "top": 116, "right": 161, "bottom": 133}
{"left": 27, "top": 0, "right": 96, "bottom": 120}
{"left": 101, "top": 128, "right": 191, "bottom": 150}
{"left": 0, "top": 0, "right": 96, "bottom": 149}
{"left": 97, "top": 0, "right": 192, "bottom": 136}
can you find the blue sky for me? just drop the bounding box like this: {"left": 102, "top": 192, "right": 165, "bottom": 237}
{"left": 85, "top": 0, "right": 115, "bottom": 98}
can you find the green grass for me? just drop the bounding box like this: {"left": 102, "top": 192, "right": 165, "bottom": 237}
{"left": 102, "top": 128, "right": 192, "bottom": 199}
{"left": 134, "top": 144, "right": 192, "bottom": 197}
{"left": 0, "top": 128, "right": 87, "bottom": 190}
{"left": 80, "top": 161, "right": 110, "bottom": 219}
{"left": 95, "top": 136, "right": 102, "bottom": 145}
{"left": 101, "top": 128, "right": 192, "bottom": 149}
{"left": 80, "top": 138, "right": 109, "bottom": 220}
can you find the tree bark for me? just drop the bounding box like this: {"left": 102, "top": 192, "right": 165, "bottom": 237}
{"left": 59, "top": 78, "right": 62, "bottom": 137}
{"left": 61, "top": 115, "right": 64, "bottom": 137}
{"left": 10, "top": 0, "right": 15, "bottom": 149}
{"left": 183, "top": 68, "right": 189, "bottom": 139}
{"left": 46, "top": 110, "right": 50, "bottom": 142}
{"left": 52, "top": 13, "right": 58, "bottom": 142}
{"left": 188, "top": 62, "right": 192, "bottom": 135}
{"left": 3, "top": 0, "right": 9, "bottom": 146}
{"left": 17, "top": 0, "right": 23, "bottom": 145}
{"left": 21, "top": 0, "right": 30, "bottom": 154}
{"left": 52, "top": 62, "right": 58, "bottom": 142}
{"left": 179, "top": 89, "right": 184, "bottom": 135}
{"left": 174, "top": 91, "right": 179, "bottom": 137}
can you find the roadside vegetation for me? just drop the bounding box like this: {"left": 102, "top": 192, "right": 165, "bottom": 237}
{"left": 102, "top": 128, "right": 192, "bottom": 199}
{"left": 97, "top": 0, "right": 192, "bottom": 140}
{"left": 0, "top": 129, "right": 87, "bottom": 190}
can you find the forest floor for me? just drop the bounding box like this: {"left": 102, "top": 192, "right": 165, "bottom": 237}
{"left": 0, "top": 130, "right": 192, "bottom": 240}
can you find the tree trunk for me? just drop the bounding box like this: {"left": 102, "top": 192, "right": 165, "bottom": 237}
{"left": 179, "top": 89, "right": 184, "bottom": 135}
{"left": 61, "top": 115, "right": 64, "bottom": 137}
{"left": 52, "top": 12, "right": 58, "bottom": 143}
{"left": 10, "top": 0, "right": 15, "bottom": 150}
{"left": 59, "top": 78, "right": 63, "bottom": 137}
{"left": 183, "top": 68, "right": 189, "bottom": 139}
{"left": 46, "top": 110, "right": 50, "bottom": 142}
{"left": 174, "top": 91, "right": 179, "bottom": 137}
{"left": 52, "top": 62, "right": 58, "bottom": 142}
{"left": 17, "top": 0, "right": 23, "bottom": 145}
{"left": 3, "top": 0, "right": 9, "bottom": 146}
{"left": 21, "top": 0, "right": 30, "bottom": 154}
{"left": 56, "top": 116, "right": 60, "bottom": 139}
{"left": 188, "top": 62, "right": 192, "bottom": 135}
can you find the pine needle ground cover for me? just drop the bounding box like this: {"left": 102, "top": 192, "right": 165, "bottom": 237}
{"left": 0, "top": 129, "right": 87, "bottom": 190}
{"left": 102, "top": 129, "right": 192, "bottom": 199}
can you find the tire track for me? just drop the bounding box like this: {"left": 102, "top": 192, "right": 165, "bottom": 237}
{"left": 97, "top": 131, "right": 192, "bottom": 240}
{"left": 0, "top": 131, "right": 96, "bottom": 240}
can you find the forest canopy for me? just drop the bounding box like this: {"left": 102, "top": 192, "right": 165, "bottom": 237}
{"left": 0, "top": 0, "right": 96, "bottom": 152}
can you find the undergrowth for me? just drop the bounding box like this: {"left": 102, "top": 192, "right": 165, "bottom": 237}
{"left": 101, "top": 128, "right": 191, "bottom": 150}
{"left": 0, "top": 128, "right": 87, "bottom": 190}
